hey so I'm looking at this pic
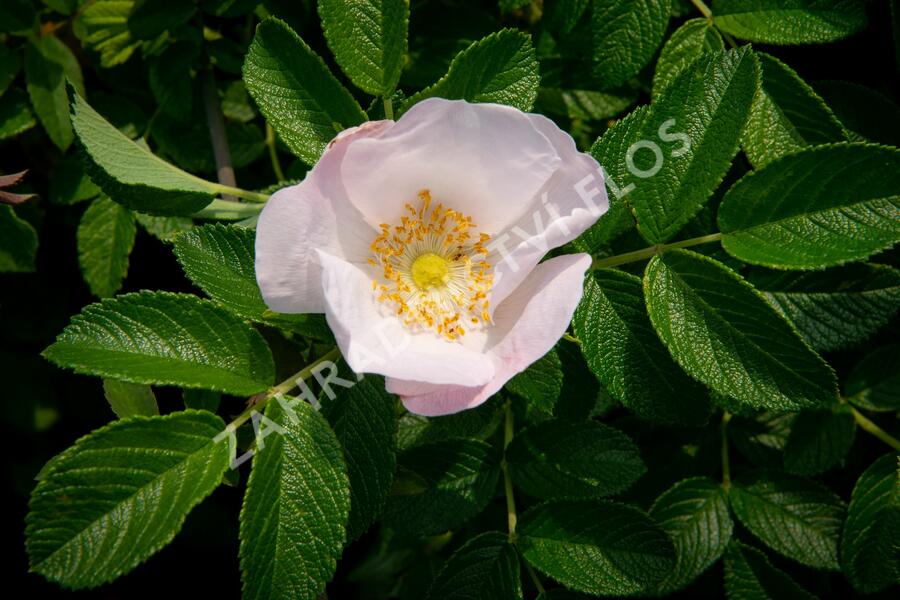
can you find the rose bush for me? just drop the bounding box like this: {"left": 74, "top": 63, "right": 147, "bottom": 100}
{"left": 4, "top": 0, "right": 899, "bottom": 598}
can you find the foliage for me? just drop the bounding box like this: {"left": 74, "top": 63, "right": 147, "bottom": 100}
{"left": 2, "top": 0, "right": 898, "bottom": 598}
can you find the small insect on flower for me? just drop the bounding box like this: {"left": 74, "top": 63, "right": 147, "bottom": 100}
{"left": 255, "top": 98, "right": 608, "bottom": 416}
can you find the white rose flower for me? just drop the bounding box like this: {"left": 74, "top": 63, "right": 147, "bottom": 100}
{"left": 256, "top": 98, "right": 608, "bottom": 415}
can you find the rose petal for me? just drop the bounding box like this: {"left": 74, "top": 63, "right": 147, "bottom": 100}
{"left": 488, "top": 113, "right": 608, "bottom": 308}
{"left": 317, "top": 250, "right": 496, "bottom": 386}
{"left": 341, "top": 98, "right": 560, "bottom": 234}
{"left": 255, "top": 181, "right": 342, "bottom": 313}
{"left": 255, "top": 121, "right": 391, "bottom": 313}
{"left": 398, "top": 253, "right": 592, "bottom": 415}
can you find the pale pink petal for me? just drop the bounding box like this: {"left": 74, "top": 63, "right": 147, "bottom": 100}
{"left": 315, "top": 120, "right": 395, "bottom": 262}
{"left": 488, "top": 113, "right": 608, "bottom": 308}
{"left": 391, "top": 371, "right": 509, "bottom": 417}
{"left": 341, "top": 98, "right": 560, "bottom": 234}
{"left": 255, "top": 181, "right": 343, "bottom": 313}
{"left": 255, "top": 121, "right": 391, "bottom": 313}
{"left": 399, "top": 253, "right": 592, "bottom": 416}
{"left": 317, "top": 250, "right": 496, "bottom": 386}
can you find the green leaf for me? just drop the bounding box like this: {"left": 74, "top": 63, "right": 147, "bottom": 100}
{"left": 207, "top": 35, "right": 245, "bottom": 74}
{"left": 505, "top": 348, "right": 563, "bottom": 417}
{"left": 0, "top": 204, "right": 37, "bottom": 272}
{"left": 425, "top": 531, "right": 522, "bottom": 600}
{"left": 243, "top": 17, "right": 366, "bottom": 165}
{"left": 535, "top": 592, "right": 592, "bottom": 600}
{"left": 221, "top": 80, "right": 256, "bottom": 123}
{"left": 77, "top": 195, "right": 136, "bottom": 298}
{"left": 127, "top": 0, "right": 197, "bottom": 40}
{"left": 397, "top": 398, "right": 504, "bottom": 451}
{"left": 840, "top": 454, "right": 900, "bottom": 593}
{"left": 69, "top": 85, "right": 218, "bottom": 215}
{"left": 205, "top": 0, "right": 258, "bottom": 18}
{"left": 573, "top": 106, "right": 649, "bottom": 253}
{"left": 712, "top": 0, "right": 867, "bottom": 44}
{"left": 728, "top": 470, "right": 845, "bottom": 569}
{"left": 649, "top": 477, "right": 733, "bottom": 593}
{"left": 321, "top": 375, "right": 397, "bottom": 542}
{"left": 555, "top": 339, "right": 603, "bottom": 421}
{"left": 148, "top": 42, "right": 198, "bottom": 121}
{"left": 536, "top": 87, "right": 637, "bottom": 122}
{"left": 620, "top": 48, "right": 758, "bottom": 243}
{"left": 43, "top": 0, "right": 78, "bottom": 15}
{"left": 0, "top": 0, "right": 36, "bottom": 33}
{"left": 75, "top": 0, "right": 141, "bottom": 68}
{"left": 741, "top": 52, "right": 846, "bottom": 168}
{"left": 135, "top": 213, "right": 193, "bottom": 242}
{"left": 506, "top": 419, "right": 645, "bottom": 500}
{"left": 239, "top": 398, "right": 350, "bottom": 600}
{"left": 815, "top": 80, "right": 900, "bottom": 146}
{"left": 518, "top": 500, "right": 675, "bottom": 596}
{"left": 845, "top": 344, "right": 900, "bottom": 412}
{"left": 26, "top": 410, "right": 231, "bottom": 588}
{"left": 43, "top": 291, "right": 275, "bottom": 396}
{"left": 0, "top": 44, "right": 22, "bottom": 97}
{"left": 49, "top": 153, "right": 101, "bottom": 205}
{"left": 152, "top": 113, "right": 265, "bottom": 173}
{"left": 500, "top": 0, "right": 532, "bottom": 11}
{"left": 89, "top": 90, "right": 149, "bottom": 139}
{"left": 783, "top": 405, "right": 855, "bottom": 476}
{"left": 102, "top": 378, "right": 158, "bottom": 418}
{"left": 644, "top": 249, "right": 837, "bottom": 411}
{"left": 590, "top": 0, "right": 671, "bottom": 89}
{"left": 403, "top": 29, "right": 539, "bottom": 112}
{"left": 728, "top": 411, "right": 793, "bottom": 467}
{"left": 718, "top": 143, "right": 900, "bottom": 269}
{"left": 382, "top": 439, "right": 500, "bottom": 535}
{"left": 172, "top": 224, "right": 332, "bottom": 338}
{"left": 750, "top": 263, "right": 900, "bottom": 352}
{"left": 652, "top": 18, "right": 724, "bottom": 99}
{"left": 574, "top": 269, "right": 710, "bottom": 425}
{"left": 0, "top": 87, "right": 37, "bottom": 140}
{"left": 545, "top": 0, "right": 590, "bottom": 34}
{"left": 25, "top": 35, "right": 84, "bottom": 150}
{"left": 724, "top": 541, "right": 818, "bottom": 600}
{"left": 173, "top": 223, "right": 266, "bottom": 316}
{"left": 317, "top": 0, "right": 408, "bottom": 95}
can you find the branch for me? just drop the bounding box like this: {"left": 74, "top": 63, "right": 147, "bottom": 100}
{"left": 202, "top": 68, "right": 238, "bottom": 201}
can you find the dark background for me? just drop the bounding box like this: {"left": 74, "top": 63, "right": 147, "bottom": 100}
{"left": 3, "top": 0, "right": 899, "bottom": 597}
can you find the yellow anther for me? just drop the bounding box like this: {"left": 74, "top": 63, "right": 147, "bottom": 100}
{"left": 369, "top": 189, "right": 494, "bottom": 339}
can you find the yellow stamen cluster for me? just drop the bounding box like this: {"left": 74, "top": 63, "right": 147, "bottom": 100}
{"left": 369, "top": 190, "right": 493, "bottom": 340}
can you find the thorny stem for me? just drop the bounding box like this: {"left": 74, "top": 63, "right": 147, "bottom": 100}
{"left": 265, "top": 123, "right": 286, "bottom": 182}
{"left": 721, "top": 411, "right": 732, "bottom": 490}
{"left": 591, "top": 232, "right": 722, "bottom": 270}
{"left": 202, "top": 69, "right": 238, "bottom": 201}
{"left": 502, "top": 400, "right": 517, "bottom": 538}
{"left": 501, "top": 400, "right": 546, "bottom": 594}
{"left": 382, "top": 95, "right": 395, "bottom": 120}
{"left": 524, "top": 560, "right": 546, "bottom": 595}
{"left": 226, "top": 347, "right": 341, "bottom": 431}
{"left": 850, "top": 406, "right": 900, "bottom": 451}
{"left": 690, "top": 0, "right": 714, "bottom": 21}
{"left": 690, "top": 0, "right": 739, "bottom": 47}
